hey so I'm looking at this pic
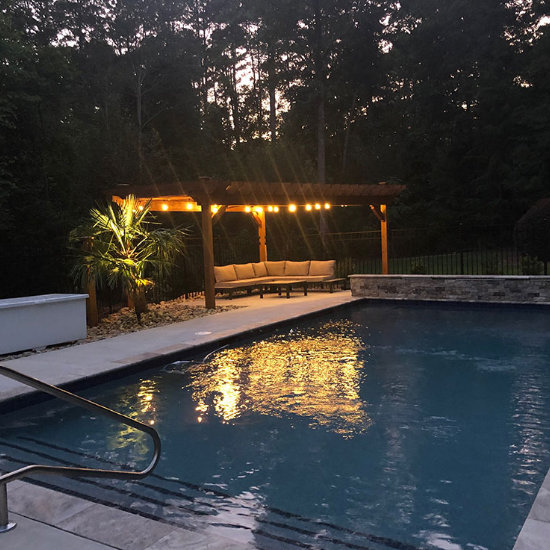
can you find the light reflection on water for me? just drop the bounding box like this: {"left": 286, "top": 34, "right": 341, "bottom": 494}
{"left": 101, "top": 379, "right": 160, "bottom": 460}
{"left": 188, "top": 319, "right": 372, "bottom": 437}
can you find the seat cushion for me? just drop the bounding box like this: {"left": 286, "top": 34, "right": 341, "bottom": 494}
{"left": 308, "top": 260, "right": 335, "bottom": 277}
{"left": 265, "top": 260, "right": 286, "bottom": 276}
{"left": 234, "top": 263, "right": 256, "bottom": 280}
{"left": 285, "top": 260, "right": 310, "bottom": 276}
{"left": 252, "top": 262, "right": 268, "bottom": 277}
{"left": 214, "top": 264, "right": 237, "bottom": 283}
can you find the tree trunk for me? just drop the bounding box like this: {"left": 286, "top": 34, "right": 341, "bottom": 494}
{"left": 129, "top": 288, "right": 148, "bottom": 323}
{"left": 313, "top": 0, "right": 328, "bottom": 248}
{"left": 341, "top": 94, "right": 358, "bottom": 179}
{"left": 135, "top": 64, "right": 145, "bottom": 183}
{"left": 268, "top": 50, "right": 277, "bottom": 142}
{"left": 269, "top": 84, "right": 277, "bottom": 142}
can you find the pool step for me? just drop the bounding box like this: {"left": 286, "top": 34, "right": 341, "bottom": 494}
{"left": 0, "top": 437, "right": 421, "bottom": 550}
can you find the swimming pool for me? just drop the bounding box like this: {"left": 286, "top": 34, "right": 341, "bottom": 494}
{"left": 1, "top": 302, "right": 550, "bottom": 549}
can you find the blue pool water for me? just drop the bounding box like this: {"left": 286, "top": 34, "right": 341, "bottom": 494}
{"left": 2, "top": 302, "right": 550, "bottom": 549}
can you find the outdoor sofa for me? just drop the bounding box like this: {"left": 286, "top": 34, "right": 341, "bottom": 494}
{"left": 214, "top": 260, "right": 343, "bottom": 298}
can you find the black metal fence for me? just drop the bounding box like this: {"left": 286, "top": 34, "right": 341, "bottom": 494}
{"left": 2, "top": 225, "right": 546, "bottom": 307}
{"left": 147, "top": 225, "right": 547, "bottom": 302}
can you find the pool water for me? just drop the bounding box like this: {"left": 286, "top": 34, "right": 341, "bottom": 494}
{"left": 2, "top": 302, "right": 550, "bottom": 550}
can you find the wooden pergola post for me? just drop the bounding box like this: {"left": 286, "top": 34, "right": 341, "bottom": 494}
{"left": 200, "top": 202, "right": 216, "bottom": 309}
{"left": 380, "top": 204, "right": 388, "bottom": 275}
{"left": 370, "top": 204, "right": 389, "bottom": 275}
{"left": 86, "top": 275, "right": 99, "bottom": 327}
{"left": 254, "top": 210, "right": 267, "bottom": 261}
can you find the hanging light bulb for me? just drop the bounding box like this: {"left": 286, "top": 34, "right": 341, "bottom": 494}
{"left": 289, "top": 204, "right": 297, "bottom": 212}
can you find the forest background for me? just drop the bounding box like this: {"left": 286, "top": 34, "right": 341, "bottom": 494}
{"left": 1, "top": 0, "right": 549, "bottom": 298}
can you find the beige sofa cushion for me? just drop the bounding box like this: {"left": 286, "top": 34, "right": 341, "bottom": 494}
{"left": 234, "top": 263, "right": 256, "bottom": 280}
{"left": 309, "top": 260, "right": 335, "bottom": 277}
{"left": 265, "top": 260, "right": 286, "bottom": 276}
{"left": 252, "top": 262, "right": 268, "bottom": 277}
{"left": 285, "top": 260, "right": 310, "bottom": 276}
{"left": 214, "top": 264, "right": 237, "bottom": 283}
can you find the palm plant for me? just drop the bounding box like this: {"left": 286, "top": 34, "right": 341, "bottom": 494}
{"left": 71, "top": 195, "right": 186, "bottom": 322}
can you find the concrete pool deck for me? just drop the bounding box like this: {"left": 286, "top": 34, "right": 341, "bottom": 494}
{"left": 1, "top": 290, "right": 549, "bottom": 549}
{"left": 0, "top": 291, "right": 359, "bottom": 549}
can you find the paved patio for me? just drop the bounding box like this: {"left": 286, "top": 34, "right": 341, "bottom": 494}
{"left": 0, "top": 291, "right": 359, "bottom": 549}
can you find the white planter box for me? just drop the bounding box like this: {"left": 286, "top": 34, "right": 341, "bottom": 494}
{"left": 0, "top": 294, "right": 88, "bottom": 355}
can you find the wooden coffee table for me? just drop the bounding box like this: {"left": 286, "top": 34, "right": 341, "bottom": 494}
{"left": 260, "top": 279, "right": 308, "bottom": 298}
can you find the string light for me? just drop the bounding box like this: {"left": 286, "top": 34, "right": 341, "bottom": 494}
{"left": 315, "top": 203, "right": 321, "bottom": 210}
{"left": 324, "top": 203, "right": 331, "bottom": 209}
{"left": 186, "top": 202, "right": 194, "bottom": 210}
{"left": 274, "top": 206, "right": 279, "bottom": 212}
{"left": 289, "top": 204, "right": 297, "bottom": 212}
{"left": 138, "top": 205, "right": 144, "bottom": 211}
{"left": 267, "top": 205, "right": 273, "bottom": 212}
{"left": 245, "top": 206, "right": 251, "bottom": 213}
{"left": 306, "top": 204, "right": 312, "bottom": 211}
{"left": 211, "top": 205, "right": 219, "bottom": 213}
{"left": 161, "top": 203, "right": 169, "bottom": 211}
{"left": 254, "top": 206, "right": 264, "bottom": 213}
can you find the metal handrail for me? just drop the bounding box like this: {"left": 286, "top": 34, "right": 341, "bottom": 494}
{"left": 0, "top": 365, "right": 161, "bottom": 533}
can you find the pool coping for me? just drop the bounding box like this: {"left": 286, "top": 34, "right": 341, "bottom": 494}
{"left": 1, "top": 292, "right": 549, "bottom": 549}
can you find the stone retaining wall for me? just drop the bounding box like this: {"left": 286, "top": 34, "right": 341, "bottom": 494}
{"left": 349, "top": 275, "right": 550, "bottom": 305}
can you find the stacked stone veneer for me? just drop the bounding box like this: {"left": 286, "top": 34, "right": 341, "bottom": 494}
{"left": 350, "top": 275, "right": 550, "bottom": 304}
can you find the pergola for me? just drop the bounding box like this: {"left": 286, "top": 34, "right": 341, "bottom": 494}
{"left": 109, "top": 180, "right": 405, "bottom": 308}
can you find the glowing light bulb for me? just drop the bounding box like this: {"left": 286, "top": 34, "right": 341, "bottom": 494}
{"left": 274, "top": 206, "right": 279, "bottom": 212}
{"left": 268, "top": 205, "right": 273, "bottom": 212}
{"left": 315, "top": 203, "right": 321, "bottom": 210}
{"left": 289, "top": 204, "right": 297, "bottom": 212}
{"left": 324, "top": 203, "right": 331, "bottom": 209}
{"left": 306, "top": 204, "right": 312, "bottom": 211}
{"left": 254, "top": 206, "right": 263, "bottom": 213}
{"left": 161, "top": 203, "right": 169, "bottom": 211}
{"left": 245, "top": 206, "right": 251, "bottom": 213}
{"left": 186, "top": 202, "right": 193, "bottom": 210}
{"left": 138, "top": 205, "right": 144, "bottom": 211}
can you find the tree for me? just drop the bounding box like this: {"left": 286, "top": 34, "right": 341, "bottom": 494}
{"left": 71, "top": 196, "right": 186, "bottom": 322}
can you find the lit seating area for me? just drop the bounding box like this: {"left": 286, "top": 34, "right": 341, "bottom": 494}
{"left": 214, "top": 260, "right": 344, "bottom": 298}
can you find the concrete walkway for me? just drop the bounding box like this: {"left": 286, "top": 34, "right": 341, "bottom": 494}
{"left": 0, "top": 291, "right": 359, "bottom": 549}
